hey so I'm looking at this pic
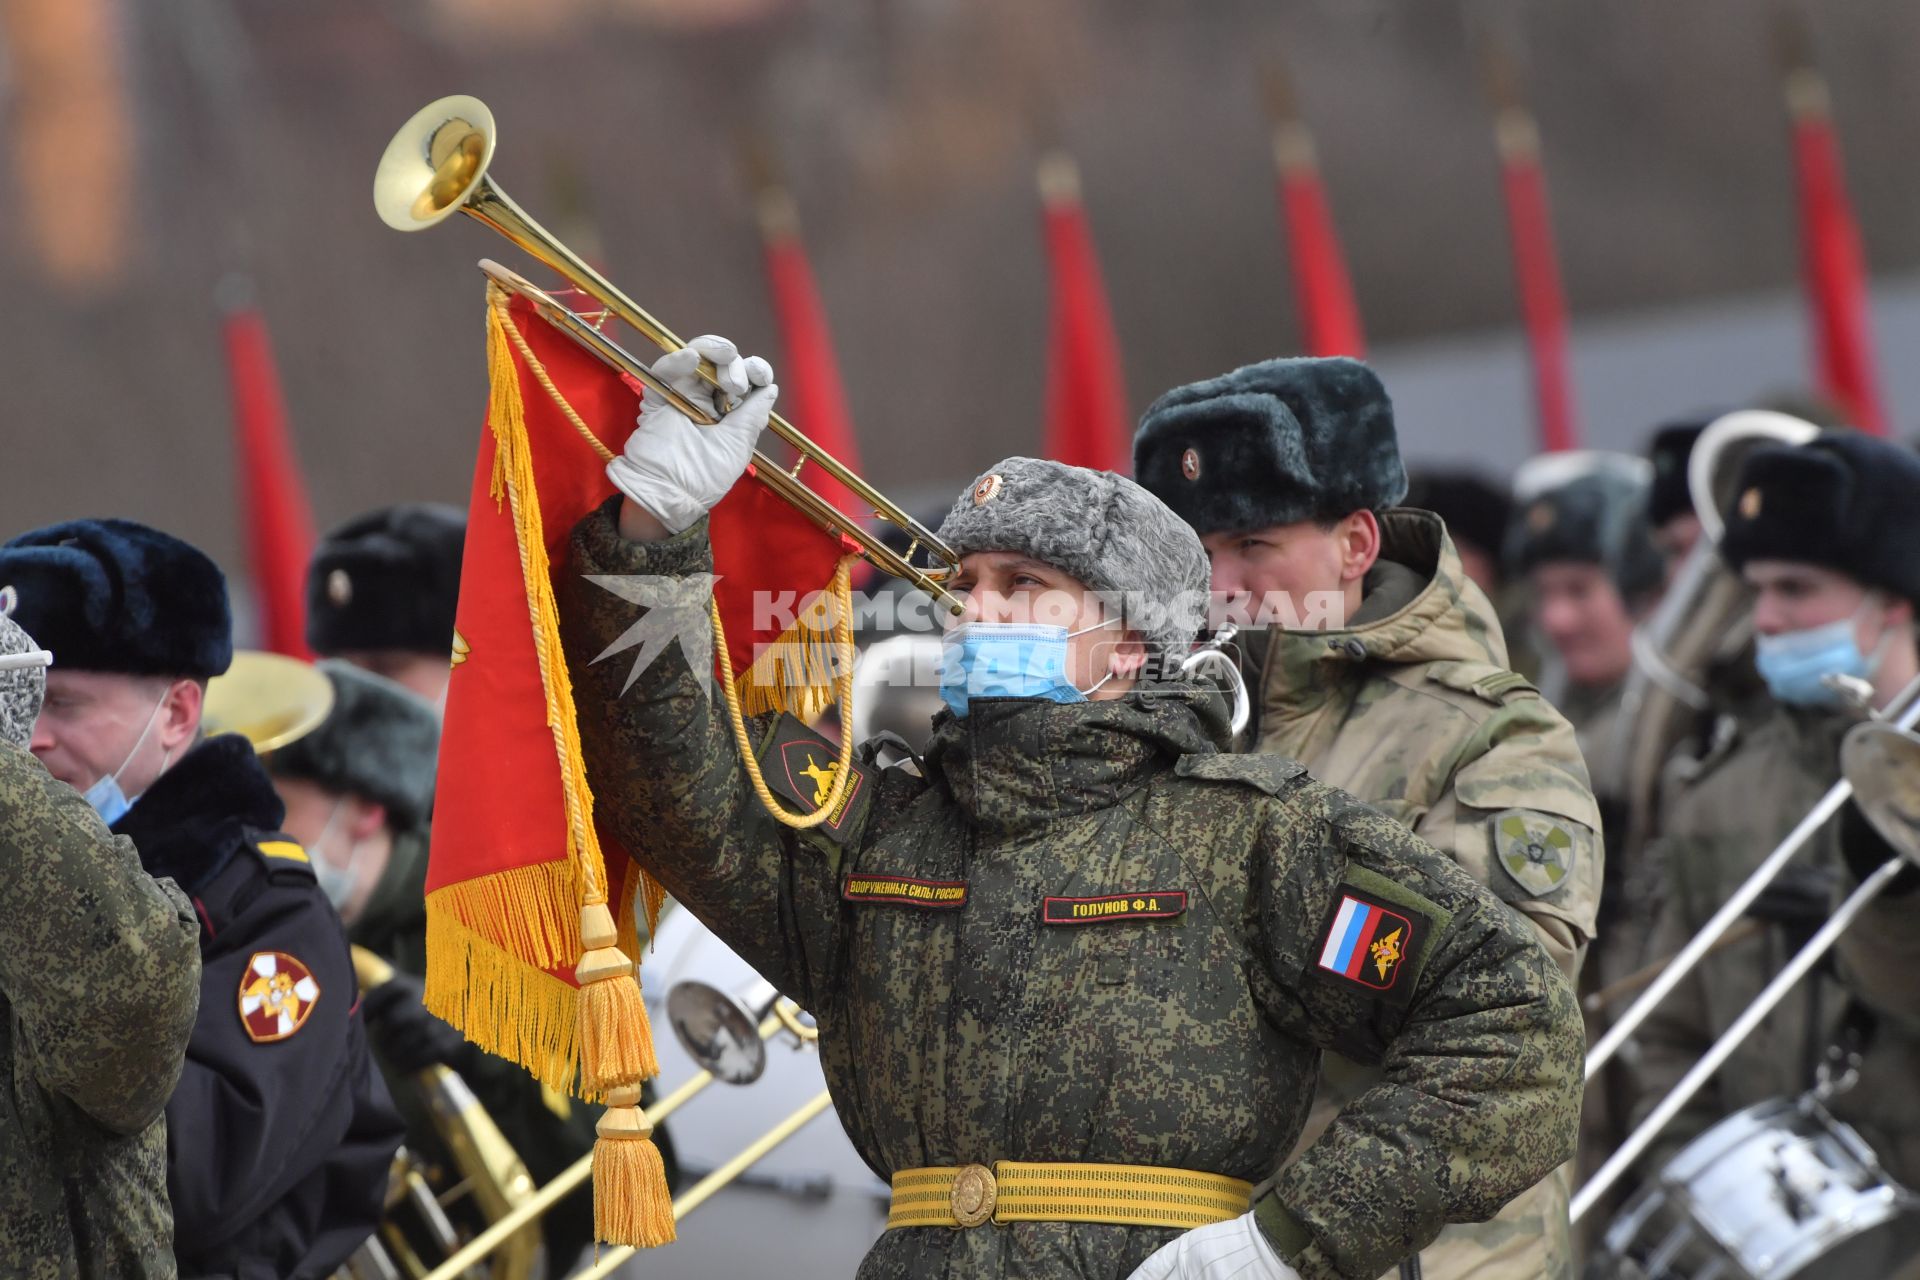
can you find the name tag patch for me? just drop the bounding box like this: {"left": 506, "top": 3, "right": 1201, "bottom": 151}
{"left": 842, "top": 873, "right": 968, "bottom": 909}
{"left": 1314, "top": 890, "right": 1422, "bottom": 995}
{"left": 1041, "top": 891, "right": 1187, "bottom": 925}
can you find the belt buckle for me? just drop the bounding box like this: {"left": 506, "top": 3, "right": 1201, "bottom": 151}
{"left": 949, "top": 1163, "right": 997, "bottom": 1228}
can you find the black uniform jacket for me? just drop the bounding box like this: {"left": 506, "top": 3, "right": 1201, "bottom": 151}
{"left": 115, "top": 735, "right": 403, "bottom": 1279}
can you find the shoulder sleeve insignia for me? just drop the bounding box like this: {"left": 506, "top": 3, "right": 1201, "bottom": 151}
{"left": 1310, "top": 885, "right": 1429, "bottom": 1005}
{"left": 756, "top": 715, "right": 870, "bottom": 845}
{"left": 238, "top": 951, "right": 321, "bottom": 1043}
{"left": 1490, "top": 809, "right": 1578, "bottom": 898}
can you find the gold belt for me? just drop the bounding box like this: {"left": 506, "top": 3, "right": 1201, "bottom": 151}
{"left": 887, "top": 1161, "right": 1253, "bottom": 1231}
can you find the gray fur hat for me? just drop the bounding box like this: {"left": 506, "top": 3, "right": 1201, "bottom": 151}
{"left": 1133, "top": 357, "right": 1407, "bottom": 534}
{"left": 265, "top": 660, "right": 440, "bottom": 831}
{"left": 0, "top": 611, "right": 47, "bottom": 751}
{"left": 935, "top": 457, "right": 1211, "bottom": 654}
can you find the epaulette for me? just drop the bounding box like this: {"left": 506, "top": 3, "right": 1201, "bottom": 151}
{"left": 247, "top": 830, "right": 319, "bottom": 884}
{"left": 1173, "top": 752, "right": 1309, "bottom": 797}
{"left": 1423, "top": 660, "right": 1539, "bottom": 707}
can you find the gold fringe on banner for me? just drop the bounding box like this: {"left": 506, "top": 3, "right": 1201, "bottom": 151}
{"left": 481, "top": 285, "right": 673, "bottom": 1246}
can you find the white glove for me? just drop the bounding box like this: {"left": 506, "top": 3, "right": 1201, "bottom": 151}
{"left": 607, "top": 334, "right": 777, "bottom": 534}
{"left": 1126, "top": 1213, "right": 1299, "bottom": 1280}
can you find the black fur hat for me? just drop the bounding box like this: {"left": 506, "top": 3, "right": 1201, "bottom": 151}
{"left": 0, "top": 518, "right": 233, "bottom": 678}
{"left": 1402, "top": 470, "right": 1512, "bottom": 566}
{"left": 306, "top": 504, "right": 465, "bottom": 658}
{"left": 266, "top": 660, "right": 440, "bottom": 831}
{"left": 1645, "top": 414, "right": 1717, "bottom": 528}
{"left": 1506, "top": 472, "right": 1664, "bottom": 604}
{"left": 1720, "top": 434, "right": 1920, "bottom": 605}
{"left": 1133, "top": 357, "right": 1407, "bottom": 534}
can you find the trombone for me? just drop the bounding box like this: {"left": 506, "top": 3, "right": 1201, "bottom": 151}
{"left": 374, "top": 95, "right": 963, "bottom": 615}
{"left": 1573, "top": 720, "right": 1920, "bottom": 1221}
{"left": 420, "top": 984, "right": 832, "bottom": 1280}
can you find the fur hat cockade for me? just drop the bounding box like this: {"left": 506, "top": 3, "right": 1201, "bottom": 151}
{"left": 935, "top": 457, "right": 1211, "bottom": 654}
{"left": 0, "top": 518, "right": 233, "bottom": 679}
{"left": 306, "top": 504, "right": 465, "bottom": 658}
{"left": 1133, "top": 357, "right": 1406, "bottom": 535}
{"left": 1720, "top": 434, "right": 1920, "bottom": 605}
{"left": 266, "top": 660, "right": 441, "bottom": 832}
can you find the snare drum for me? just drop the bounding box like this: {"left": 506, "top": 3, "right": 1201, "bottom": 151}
{"left": 1591, "top": 1094, "right": 1920, "bottom": 1278}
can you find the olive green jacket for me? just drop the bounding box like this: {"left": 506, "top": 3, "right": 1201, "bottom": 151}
{"left": 1245, "top": 510, "right": 1600, "bottom": 1280}
{"left": 1242, "top": 510, "right": 1602, "bottom": 981}
{"left": 1632, "top": 706, "right": 1920, "bottom": 1184}
{"left": 559, "top": 504, "right": 1583, "bottom": 1280}
{"left": 0, "top": 740, "right": 201, "bottom": 1277}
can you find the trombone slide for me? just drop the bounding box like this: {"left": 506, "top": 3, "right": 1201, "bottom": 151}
{"left": 1572, "top": 854, "right": 1912, "bottom": 1223}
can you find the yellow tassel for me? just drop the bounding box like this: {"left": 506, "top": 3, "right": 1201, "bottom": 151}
{"left": 592, "top": 1085, "right": 676, "bottom": 1247}
{"left": 574, "top": 904, "right": 657, "bottom": 1094}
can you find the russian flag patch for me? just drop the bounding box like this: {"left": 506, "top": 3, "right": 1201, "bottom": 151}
{"left": 1313, "top": 889, "right": 1424, "bottom": 999}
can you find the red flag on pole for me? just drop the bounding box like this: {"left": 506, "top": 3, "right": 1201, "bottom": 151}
{"left": 428, "top": 283, "right": 852, "bottom": 1246}
{"left": 1493, "top": 107, "right": 1580, "bottom": 454}
{"left": 1038, "top": 153, "right": 1131, "bottom": 474}
{"left": 1786, "top": 66, "right": 1888, "bottom": 436}
{"left": 756, "top": 184, "right": 866, "bottom": 516}
{"left": 222, "top": 294, "right": 315, "bottom": 657}
{"left": 1262, "top": 65, "right": 1365, "bottom": 358}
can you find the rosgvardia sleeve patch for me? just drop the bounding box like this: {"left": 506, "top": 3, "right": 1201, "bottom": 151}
{"left": 755, "top": 714, "right": 871, "bottom": 844}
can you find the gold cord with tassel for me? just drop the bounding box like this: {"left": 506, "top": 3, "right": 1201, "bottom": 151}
{"left": 485, "top": 286, "right": 673, "bottom": 1246}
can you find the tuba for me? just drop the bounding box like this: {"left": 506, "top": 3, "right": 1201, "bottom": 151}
{"left": 372, "top": 95, "right": 962, "bottom": 615}
{"left": 1611, "top": 410, "right": 1823, "bottom": 862}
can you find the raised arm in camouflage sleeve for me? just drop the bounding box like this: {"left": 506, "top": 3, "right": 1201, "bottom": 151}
{"left": 560, "top": 502, "right": 866, "bottom": 1009}
{"left": 0, "top": 737, "right": 201, "bottom": 1134}
{"left": 1249, "top": 778, "right": 1584, "bottom": 1277}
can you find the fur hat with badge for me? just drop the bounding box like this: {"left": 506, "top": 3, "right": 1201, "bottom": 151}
{"left": 266, "top": 660, "right": 441, "bottom": 832}
{"left": 1719, "top": 433, "right": 1920, "bottom": 605}
{"left": 1505, "top": 470, "right": 1664, "bottom": 604}
{"left": 1132, "top": 357, "right": 1408, "bottom": 534}
{"left": 1644, "top": 412, "right": 1719, "bottom": 529}
{"left": 306, "top": 504, "right": 465, "bottom": 658}
{"left": 935, "top": 457, "right": 1211, "bottom": 654}
{"left": 0, "top": 518, "right": 233, "bottom": 679}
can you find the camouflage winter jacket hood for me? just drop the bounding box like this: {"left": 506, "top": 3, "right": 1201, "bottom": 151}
{"left": 559, "top": 504, "right": 1583, "bottom": 1280}
{"left": 1243, "top": 505, "right": 1602, "bottom": 977}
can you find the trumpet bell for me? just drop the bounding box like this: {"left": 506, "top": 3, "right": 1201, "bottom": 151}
{"left": 667, "top": 978, "right": 775, "bottom": 1085}
{"left": 1841, "top": 722, "right": 1920, "bottom": 867}
{"left": 202, "top": 651, "right": 335, "bottom": 754}
{"left": 374, "top": 94, "right": 497, "bottom": 232}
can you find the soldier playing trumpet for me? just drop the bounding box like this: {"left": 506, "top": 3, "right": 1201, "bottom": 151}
{"left": 554, "top": 336, "right": 1583, "bottom": 1280}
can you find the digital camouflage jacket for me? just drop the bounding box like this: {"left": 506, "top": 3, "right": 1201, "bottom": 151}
{"left": 560, "top": 504, "right": 1583, "bottom": 1280}
{"left": 0, "top": 739, "right": 201, "bottom": 1278}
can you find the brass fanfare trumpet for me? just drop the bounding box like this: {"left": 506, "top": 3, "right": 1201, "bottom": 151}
{"left": 373, "top": 95, "right": 962, "bottom": 614}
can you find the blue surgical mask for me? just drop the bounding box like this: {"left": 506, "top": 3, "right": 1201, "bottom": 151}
{"left": 938, "top": 620, "right": 1116, "bottom": 719}
{"left": 82, "top": 693, "right": 168, "bottom": 826}
{"left": 1754, "top": 616, "right": 1878, "bottom": 708}
{"left": 309, "top": 800, "right": 363, "bottom": 913}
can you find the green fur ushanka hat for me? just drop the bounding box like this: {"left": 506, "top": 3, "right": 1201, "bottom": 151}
{"left": 266, "top": 660, "right": 441, "bottom": 831}
{"left": 1132, "top": 357, "right": 1408, "bottom": 535}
